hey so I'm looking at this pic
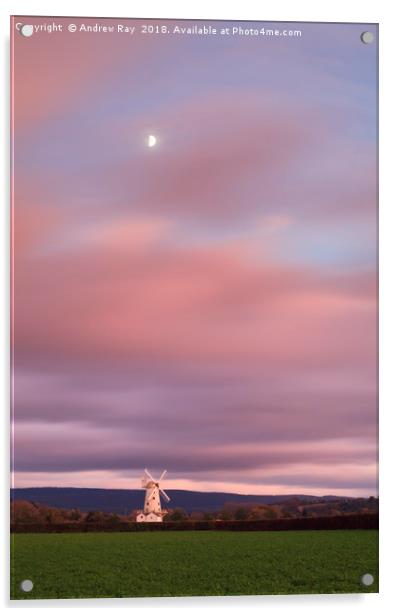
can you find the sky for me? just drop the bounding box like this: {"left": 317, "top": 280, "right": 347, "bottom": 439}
{"left": 11, "top": 17, "right": 378, "bottom": 496}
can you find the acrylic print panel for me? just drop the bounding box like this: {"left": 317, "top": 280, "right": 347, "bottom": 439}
{"left": 10, "top": 16, "right": 378, "bottom": 599}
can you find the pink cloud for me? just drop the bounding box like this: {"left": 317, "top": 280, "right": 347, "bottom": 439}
{"left": 11, "top": 16, "right": 165, "bottom": 132}
{"left": 104, "top": 92, "right": 321, "bottom": 222}
{"left": 12, "top": 196, "right": 67, "bottom": 260}
{"left": 13, "top": 214, "right": 375, "bottom": 373}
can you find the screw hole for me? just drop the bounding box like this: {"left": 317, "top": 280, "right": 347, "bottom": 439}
{"left": 361, "top": 573, "right": 374, "bottom": 586}
{"left": 20, "top": 579, "right": 34, "bottom": 592}
{"left": 361, "top": 31, "right": 374, "bottom": 44}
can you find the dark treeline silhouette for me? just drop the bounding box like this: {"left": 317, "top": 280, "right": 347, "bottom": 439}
{"left": 11, "top": 499, "right": 378, "bottom": 533}
{"left": 11, "top": 513, "right": 378, "bottom": 533}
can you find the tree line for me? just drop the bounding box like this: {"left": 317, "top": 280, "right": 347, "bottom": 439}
{"left": 11, "top": 496, "right": 378, "bottom": 525}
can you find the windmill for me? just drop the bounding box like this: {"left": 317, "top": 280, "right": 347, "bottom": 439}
{"left": 136, "top": 469, "right": 171, "bottom": 522}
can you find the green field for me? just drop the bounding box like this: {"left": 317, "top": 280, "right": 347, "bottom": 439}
{"left": 11, "top": 530, "right": 378, "bottom": 599}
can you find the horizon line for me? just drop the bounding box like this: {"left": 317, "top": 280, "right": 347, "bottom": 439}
{"left": 11, "top": 485, "right": 378, "bottom": 499}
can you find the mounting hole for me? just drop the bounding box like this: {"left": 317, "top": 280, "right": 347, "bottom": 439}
{"left": 20, "top": 579, "right": 33, "bottom": 592}
{"left": 360, "top": 31, "right": 374, "bottom": 44}
{"left": 361, "top": 573, "right": 374, "bottom": 586}
{"left": 20, "top": 24, "right": 34, "bottom": 37}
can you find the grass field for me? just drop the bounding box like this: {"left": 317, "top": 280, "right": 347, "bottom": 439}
{"left": 11, "top": 530, "right": 378, "bottom": 599}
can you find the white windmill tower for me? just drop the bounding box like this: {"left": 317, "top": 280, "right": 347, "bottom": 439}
{"left": 136, "top": 469, "right": 171, "bottom": 522}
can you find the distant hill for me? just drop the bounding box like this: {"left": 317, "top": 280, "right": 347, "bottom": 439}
{"left": 10, "top": 487, "right": 340, "bottom": 514}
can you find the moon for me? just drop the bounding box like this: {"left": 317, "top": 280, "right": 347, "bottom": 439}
{"left": 148, "top": 135, "right": 157, "bottom": 148}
